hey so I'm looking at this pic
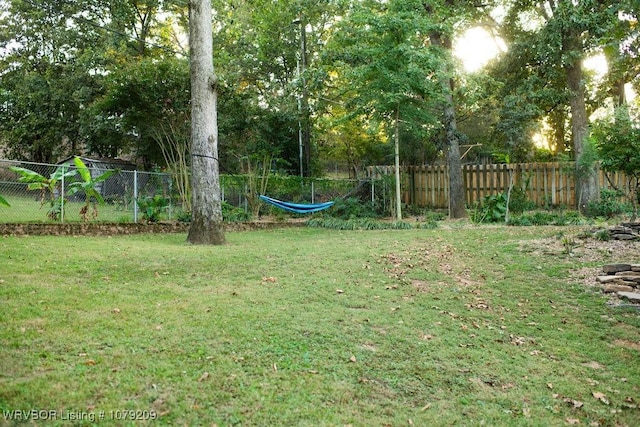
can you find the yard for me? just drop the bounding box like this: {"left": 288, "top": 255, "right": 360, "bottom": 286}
{"left": 1, "top": 224, "right": 639, "bottom": 426}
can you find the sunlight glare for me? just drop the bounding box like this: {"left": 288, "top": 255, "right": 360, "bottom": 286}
{"left": 454, "top": 27, "right": 507, "bottom": 73}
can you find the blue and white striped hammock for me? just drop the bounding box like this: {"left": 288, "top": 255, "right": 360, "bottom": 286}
{"left": 259, "top": 195, "right": 335, "bottom": 214}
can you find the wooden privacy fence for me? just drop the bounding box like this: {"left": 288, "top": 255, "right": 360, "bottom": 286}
{"left": 368, "top": 162, "right": 631, "bottom": 209}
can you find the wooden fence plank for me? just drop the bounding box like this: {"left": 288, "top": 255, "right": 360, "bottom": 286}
{"left": 368, "top": 162, "right": 630, "bottom": 210}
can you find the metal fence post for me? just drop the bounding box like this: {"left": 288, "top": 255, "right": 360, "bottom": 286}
{"left": 60, "top": 165, "right": 65, "bottom": 223}
{"left": 133, "top": 170, "right": 138, "bottom": 223}
{"left": 243, "top": 183, "right": 248, "bottom": 212}
{"left": 371, "top": 179, "right": 375, "bottom": 206}
{"left": 168, "top": 177, "right": 173, "bottom": 220}
{"left": 311, "top": 180, "right": 315, "bottom": 204}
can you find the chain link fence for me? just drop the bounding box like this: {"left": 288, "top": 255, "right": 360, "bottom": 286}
{"left": 0, "top": 159, "right": 388, "bottom": 223}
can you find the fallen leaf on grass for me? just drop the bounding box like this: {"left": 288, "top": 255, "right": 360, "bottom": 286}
{"left": 555, "top": 394, "right": 583, "bottom": 408}
{"left": 84, "top": 359, "right": 96, "bottom": 366}
{"left": 262, "top": 276, "right": 277, "bottom": 283}
{"left": 566, "top": 418, "right": 580, "bottom": 425}
{"left": 592, "top": 391, "right": 609, "bottom": 405}
{"left": 112, "top": 308, "right": 120, "bottom": 314}
{"left": 349, "top": 355, "right": 357, "bottom": 363}
{"left": 566, "top": 398, "right": 583, "bottom": 409}
{"left": 197, "top": 371, "right": 209, "bottom": 382}
{"left": 336, "top": 289, "right": 344, "bottom": 294}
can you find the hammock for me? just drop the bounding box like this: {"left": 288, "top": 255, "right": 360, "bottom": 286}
{"left": 259, "top": 195, "right": 335, "bottom": 214}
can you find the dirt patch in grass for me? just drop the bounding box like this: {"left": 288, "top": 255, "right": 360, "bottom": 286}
{"left": 613, "top": 339, "right": 640, "bottom": 351}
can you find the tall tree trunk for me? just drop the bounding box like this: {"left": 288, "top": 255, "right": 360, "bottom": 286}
{"left": 394, "top": 105, "right": 402, "bottom": 221}
{"left": 564, "top": 30, "right": 599, "bottom": 214}
{"left": 443, "top": 86, "right": 467, "bottom": 219}
{"left": 548, "top": 108, "right": 567, "bottom": 154}
{"left": 429, "top": 31, "right": 467, "bottom": 219}
{"left": 187, "top": 0, "right": 225, "bottom": 245}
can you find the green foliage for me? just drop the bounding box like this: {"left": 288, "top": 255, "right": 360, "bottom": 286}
{"left": 470, "top": 193, "right": 508, "bottom": 223}
{"left": 508, "top": 186, "right": 535, "bottom": 214}
{"left": 137, "top": 194, "right": 170, "bottom": 223}
{"left": 576, "top": 137, "right": 599, "bottom": 179}
{"left": 587, "top": 188, "right": 629, "bottom": 218}
{"left": 67, "top": 157, "right": 118, "bottom": 221}
{"left": 507, "top": 211, "right": 588, "bottom": 226}
{"left": 592, "top": 109, "right": 640, "bottom": 218}
{"left": 598, "top": 116, "right": 640, "bottom": 176}
{"left": 0, "top": 195, "right": 10, "bottom": 207}
{"left": 306, "top": 217, "right": 422, "bottom": 230}
{"left": 321, "top": 0, "right": 443, "bottom": 166}
{"left": 222, "top": 201, "right": 251, "bottom": 223}
{"left": 326, "top": 197, "right": 379, "bottom": 220}
{"left": 9, "top": 165, "right": 77, "bottom": 220}
{"left": 472, "top": 186, "right": 535, "bottom": 223}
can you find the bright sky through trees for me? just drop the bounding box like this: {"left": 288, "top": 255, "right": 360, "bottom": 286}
{"left": 454, "top": 27, "right": 507, "bottom": 72}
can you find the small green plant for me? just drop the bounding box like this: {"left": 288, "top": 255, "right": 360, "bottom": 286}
{"left": 560, "top": 234, "right": 576, "bottom": 254}
{"left": 137, "top": 194, "right": 170, "bottom": 223}
{"left": 222, "top": 201, "right": 250, "bottom": 222}
{"left": 471, "top": 193, "right": 507, "bottom": 223}
{"left": 0, "top": 195, "right": 9, "bottom": 207}
{"left": 67, "top": 157, "right": 117, "bottom": 221}
{"left": 594, "top": 229, "right": 610, "bottom": 241}
{"left": 176, "top": 209, "right": 192, "bottom": 223}
{"left": 10, "top": 164, "right": 77, "bottom": 220}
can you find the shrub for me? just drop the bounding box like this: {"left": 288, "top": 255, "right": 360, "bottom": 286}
{"left": 471, "top": 193, "right": 508, "bottom": 223}
{"left": 326, "top": 197, "right": 379, "bottom": 220}
{"left": 137, "top": 194, "right": 169, "bottom": 223}
{"left": 306, "top": 217, "right": 426, "bottom": 231}
{"left": 507, "top": 211, "right": 590, "bottom": 226}
{"left": 587, "top": 188, "right": 629, "bottom": 218}
{"left": 222, "top": 201, "right": 251, "bottom": 222}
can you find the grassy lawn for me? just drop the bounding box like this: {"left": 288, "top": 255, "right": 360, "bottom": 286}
{"left": 0, "top": 195, "right": 184, "bottom": 224}
{"left": 1, "top": 225, "right": 639, "bottom": 426}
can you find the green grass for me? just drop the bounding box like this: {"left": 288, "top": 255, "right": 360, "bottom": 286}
{"left": 1, "top": 226, "right": 639, "bottom": 426}
{"left": 0, "top": 195, "right": 182, "bottom": 223}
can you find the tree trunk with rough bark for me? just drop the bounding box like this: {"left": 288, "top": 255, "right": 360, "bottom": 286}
{"left": 429, "top": 30, "right": 467, "bottom": 219}
{"left": 564, "top": 30, "right": 599, "bottom": 214}
{"left": 394, "top": 105, "right": 402, "bottom": 221}
{"left": 443, "top": 87, "right": 467, "bottom": 219}
{"left": 187, "top": 0, "right": 225, "bottom": 245}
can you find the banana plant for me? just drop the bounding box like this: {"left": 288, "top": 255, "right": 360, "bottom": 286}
{"left": 67, "top": 157, "right": 117, "bottom": 221}
{"left": 10, "top": 164, "right": 77, "bottom": 220}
